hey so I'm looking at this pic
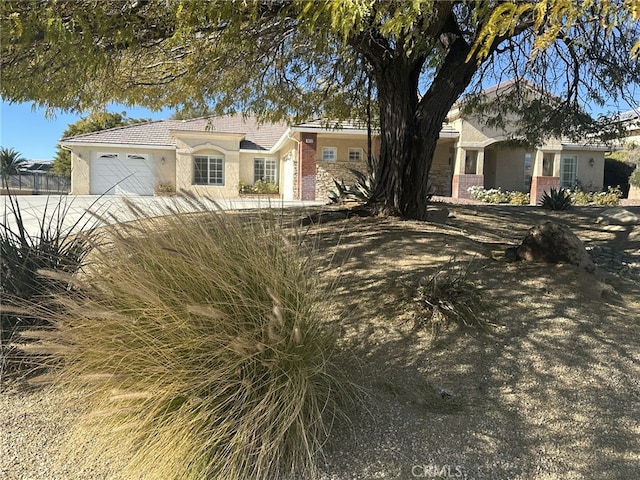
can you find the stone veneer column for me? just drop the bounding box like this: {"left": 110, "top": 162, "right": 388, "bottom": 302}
{"left": 299, "top": 132, "right": 317, "bottom": 201}
{"left": 529, "top": 176, "right": 560, "bottom": 205}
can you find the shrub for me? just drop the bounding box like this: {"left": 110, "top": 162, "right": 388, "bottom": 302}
{"left": 630, "top": 164, "right": 640, "bottom": 188}
{"left": 327, "top": 168, "right": 380, "bottom": 204}
{"left": 570, "top": 190, "right": 593, "bottom": 205}
{"left": 1, "top": 193, "right": 95, "bottom": 380}
{"left": 239, "top": 180, "right": 279, "bottom": 195}
{"left": 508, "top": 191, "right": 530, "bottom": 205}
{"left": 592, "top": 186, "right": 623, "bottom": 206}
{"left": 29, "top": 205, "right": 347, "bottom": 480}
{"left": 413, "top": 259, "right": 488, "bottom": 338}
{"left": 327, "top": 167, "right": 435, "bottom": 205}
{"left": 539, "top": 187, "right": 572, "bottom": 210}
{"left": 155, "top": 182, "right": 175, "bottom": 194}
{"left": 468, "top": 186, "right": 529, "bottom": 205}
{"left": 604, "top": 157, "right": 634, "bottom": 194}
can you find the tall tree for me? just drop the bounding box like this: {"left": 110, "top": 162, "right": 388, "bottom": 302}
{"left": 52, "top": 112, "right": 149, "bottom": 176}
{"left": 2, "top": 1, "right": 639, "bottom": 219}
{"left": 0, "top": 147, "right": 26, "bottom": 175}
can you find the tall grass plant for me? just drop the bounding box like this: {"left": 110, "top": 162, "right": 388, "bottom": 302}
{"left": 1, "top": 191, "right": 97, "bottom": 382}
{"left": 28, "top": 200, "right": 348, "bottom": 480}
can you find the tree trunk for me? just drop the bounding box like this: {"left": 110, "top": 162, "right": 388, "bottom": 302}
{"left": 372, "top": 37, "right": 480, "bottom": 220}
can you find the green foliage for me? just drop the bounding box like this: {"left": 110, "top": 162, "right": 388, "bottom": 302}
{"left": 327, "top": 169, "right": 375, "bottom": 204}
{"left": 1, "top": 193, "right": 95, "bottom": 379}
{"left": 346, "top": 168, "right": 378, "bottom": 203}
{"left": 2, "top": 0, "right": 639, "bottom": 218}
{"left": 604, "top": 156, "right": 635, "bottom": 191}
{"left": 539, "top": 187, "right": 572, "bottom": 210}
{"left": 508, "top": 191, "right": 531, "bottom": 205}
{"left": 0, "top": 147, "right": 26, "bottom": 175}
{"left": 28, "top": 204, "right": 347, "bottom": 480}
{"left": 413, "top": 259, "right": 488, "bottom": 338}
{"left": 53, "top": 112, "right": 149, "bottom": 176}
{"left": 630, "top": 164, "right": 640, "bottom": 188}
{"left": 570, "top": 186, "right": 623, "bottom": 206}
{"left": 593, "top": 186, "right": 623, "bottom": 206}
{"left": 570, "top": 190, "right": 592, "bottom": 206}
{"left": 328, "top": 166, "right": 429, "bottom": 205}
{"left": 328, "top": 178, "right": 349, "bottom": 204}
{"left": 239, "top": 180, "right": 279, "bottom": 195}
{"left": 472, "top": 1, "right": 640, "bottom": 62}
{"left": 467, "top": 186, "right": 530, "bottom": 205}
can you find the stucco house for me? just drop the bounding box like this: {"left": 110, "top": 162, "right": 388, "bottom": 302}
{"left": 614, "top": 107, "right": 640, "bottom": 146}
{"left": 61, "top": 83, "right": 607, "bottom": 205}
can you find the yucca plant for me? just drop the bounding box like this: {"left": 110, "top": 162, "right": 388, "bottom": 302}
{"left": 27, "top": 202, "right": 348, "bottom": 480}
{"left": 539, "top": 187, "right": 572, "bottom": 210}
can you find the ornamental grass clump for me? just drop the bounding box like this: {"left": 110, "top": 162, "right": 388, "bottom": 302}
{"left": 413, "top": 259, "right": 488, "bottom": 339}
{"left": 1, "top": 192, "right": 96, "bottom": 381}
{"left": 29, "top": 203, "right": 347, "bottom": 480}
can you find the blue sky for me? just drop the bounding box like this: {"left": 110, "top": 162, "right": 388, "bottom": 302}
{"left": 0, "top": 100, "right": 173, "bottom": 161}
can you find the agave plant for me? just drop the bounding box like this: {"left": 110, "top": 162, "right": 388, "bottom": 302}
{"left": 327, "top": 178, "right": 350, "bottom": 204}
{"left": 347, "top": 168, "right": 378, "bottom": 203}
{"left": 539, "top": 187, "right": 572, "bottom": 210}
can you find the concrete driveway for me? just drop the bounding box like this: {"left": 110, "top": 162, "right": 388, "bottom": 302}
{"left": 1, "top": 195, "right": 324, "bottom": 238}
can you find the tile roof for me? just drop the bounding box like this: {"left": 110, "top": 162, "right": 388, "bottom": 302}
{"left": 61, "top": 114, "right": 290, "bottom": 151}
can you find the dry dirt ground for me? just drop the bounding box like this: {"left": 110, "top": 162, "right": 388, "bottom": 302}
{"left": 2, "top": 202, "right": 640, "bottom": 480}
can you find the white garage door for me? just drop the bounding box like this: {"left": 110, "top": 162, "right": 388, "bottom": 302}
{"left": 91, "top": 153, "right": 155, "bottom": 195}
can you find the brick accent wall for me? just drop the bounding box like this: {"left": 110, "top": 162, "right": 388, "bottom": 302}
{"left": 452, "top": 174, "right": 484, "bottom": 199}
{"left": 299, "top": 132, "right": 317, "bottom": 201}
{"left": 529, "top": 176, "right": 560, "bottom": 205}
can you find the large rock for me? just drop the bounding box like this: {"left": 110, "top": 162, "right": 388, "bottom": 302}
{"left": 512, "top": 221, "right": 596, "bottom": 273}
{"left": 595, "top": 208, "right": 640, "bottom": 226}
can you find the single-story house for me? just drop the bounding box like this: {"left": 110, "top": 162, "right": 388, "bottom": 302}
{"left": 61, "top": 83, "right": 607, "bottom": 205}
{"left": 614, "top": 107, "right": 640, "bottom": 147}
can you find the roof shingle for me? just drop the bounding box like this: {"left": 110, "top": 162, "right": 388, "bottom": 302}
{"left": 61, "top": 114, "right": 290, "bottom": 151}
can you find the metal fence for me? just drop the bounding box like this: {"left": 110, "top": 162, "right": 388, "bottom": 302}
{"left": 2, "top": 172, "right": 71, "bottom": 194}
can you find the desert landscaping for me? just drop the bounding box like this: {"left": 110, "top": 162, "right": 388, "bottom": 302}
{"left": 2, "top": 199, "right": 639, "bottom": 480}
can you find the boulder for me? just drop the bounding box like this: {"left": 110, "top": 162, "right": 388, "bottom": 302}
{"left": 595, "top": 208, "right": 640, "bottom": 226}
{"left": 512, "top": 221, "right": 596, "bottom": 273}
{"left": 426, "top": 206, "right": 450, "bottom": 224}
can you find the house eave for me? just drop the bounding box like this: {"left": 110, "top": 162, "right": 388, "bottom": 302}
{"left": 169, "top": 129, "right": 246, "bottom": 140}
{"left": 291, "top": 126, "right": 371, "bottom": 136}
{"left": 59, "top": 141, "right": 175, "bottom": 151}
{"left": 560, "top": 143, "right": 609, "bottom": 151}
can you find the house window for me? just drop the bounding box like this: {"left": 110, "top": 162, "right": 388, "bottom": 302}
{"left": 194, "top": 155, "right": 224, "bottom": 186}
{"left": 348, "top": 148, "right": 363, "bottom": 162}
{"left": 542, "top": 153, "right": 554, "bottom": 176}
{"left": 322, "top": 147, "right": 337, "bottom": 162}
{"left": 560, "top": 155, "right": 577, "bottom": 188}
{"left": 254, "top": 157, "right": 277, "bottom": 184}
{"left": 465, "top": 150, "right": 478, "bottom": 174}
{"left": 524, "top": 152, "right": 532, "bottom": 190}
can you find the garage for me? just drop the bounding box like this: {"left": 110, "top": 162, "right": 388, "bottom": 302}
{"left": 90, "top": 153, "right": 155, "bottom": 195}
